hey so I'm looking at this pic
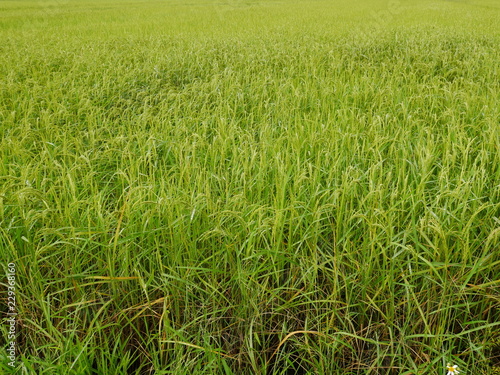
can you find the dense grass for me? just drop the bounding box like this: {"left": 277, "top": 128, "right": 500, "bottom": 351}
{"left": 1, "top": 0, "right": 500, "bottom": 374}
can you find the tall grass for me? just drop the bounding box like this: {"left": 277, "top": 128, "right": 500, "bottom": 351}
{"left": 1, "top": 0, "right": 499, "bottom": 374}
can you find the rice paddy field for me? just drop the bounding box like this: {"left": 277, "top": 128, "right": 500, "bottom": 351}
{"left": 1, "top": 0, "right": 500, "bottom": 373}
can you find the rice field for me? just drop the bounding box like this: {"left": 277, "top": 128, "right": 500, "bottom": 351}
{"left": 0, "top": 0, "right": 499, "bottom": 374}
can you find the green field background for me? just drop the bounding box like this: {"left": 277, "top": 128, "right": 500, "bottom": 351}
{"left": 1, "top": 0, "right": 499, "bottom": 374}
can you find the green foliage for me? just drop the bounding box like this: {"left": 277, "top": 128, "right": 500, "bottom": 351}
{"left": 0, "top": 0, "right": 499, "bottom": 373}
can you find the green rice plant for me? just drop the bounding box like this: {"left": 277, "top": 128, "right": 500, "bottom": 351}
{"left": 1, "top": 0, "right": 499, "bottom": 373}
